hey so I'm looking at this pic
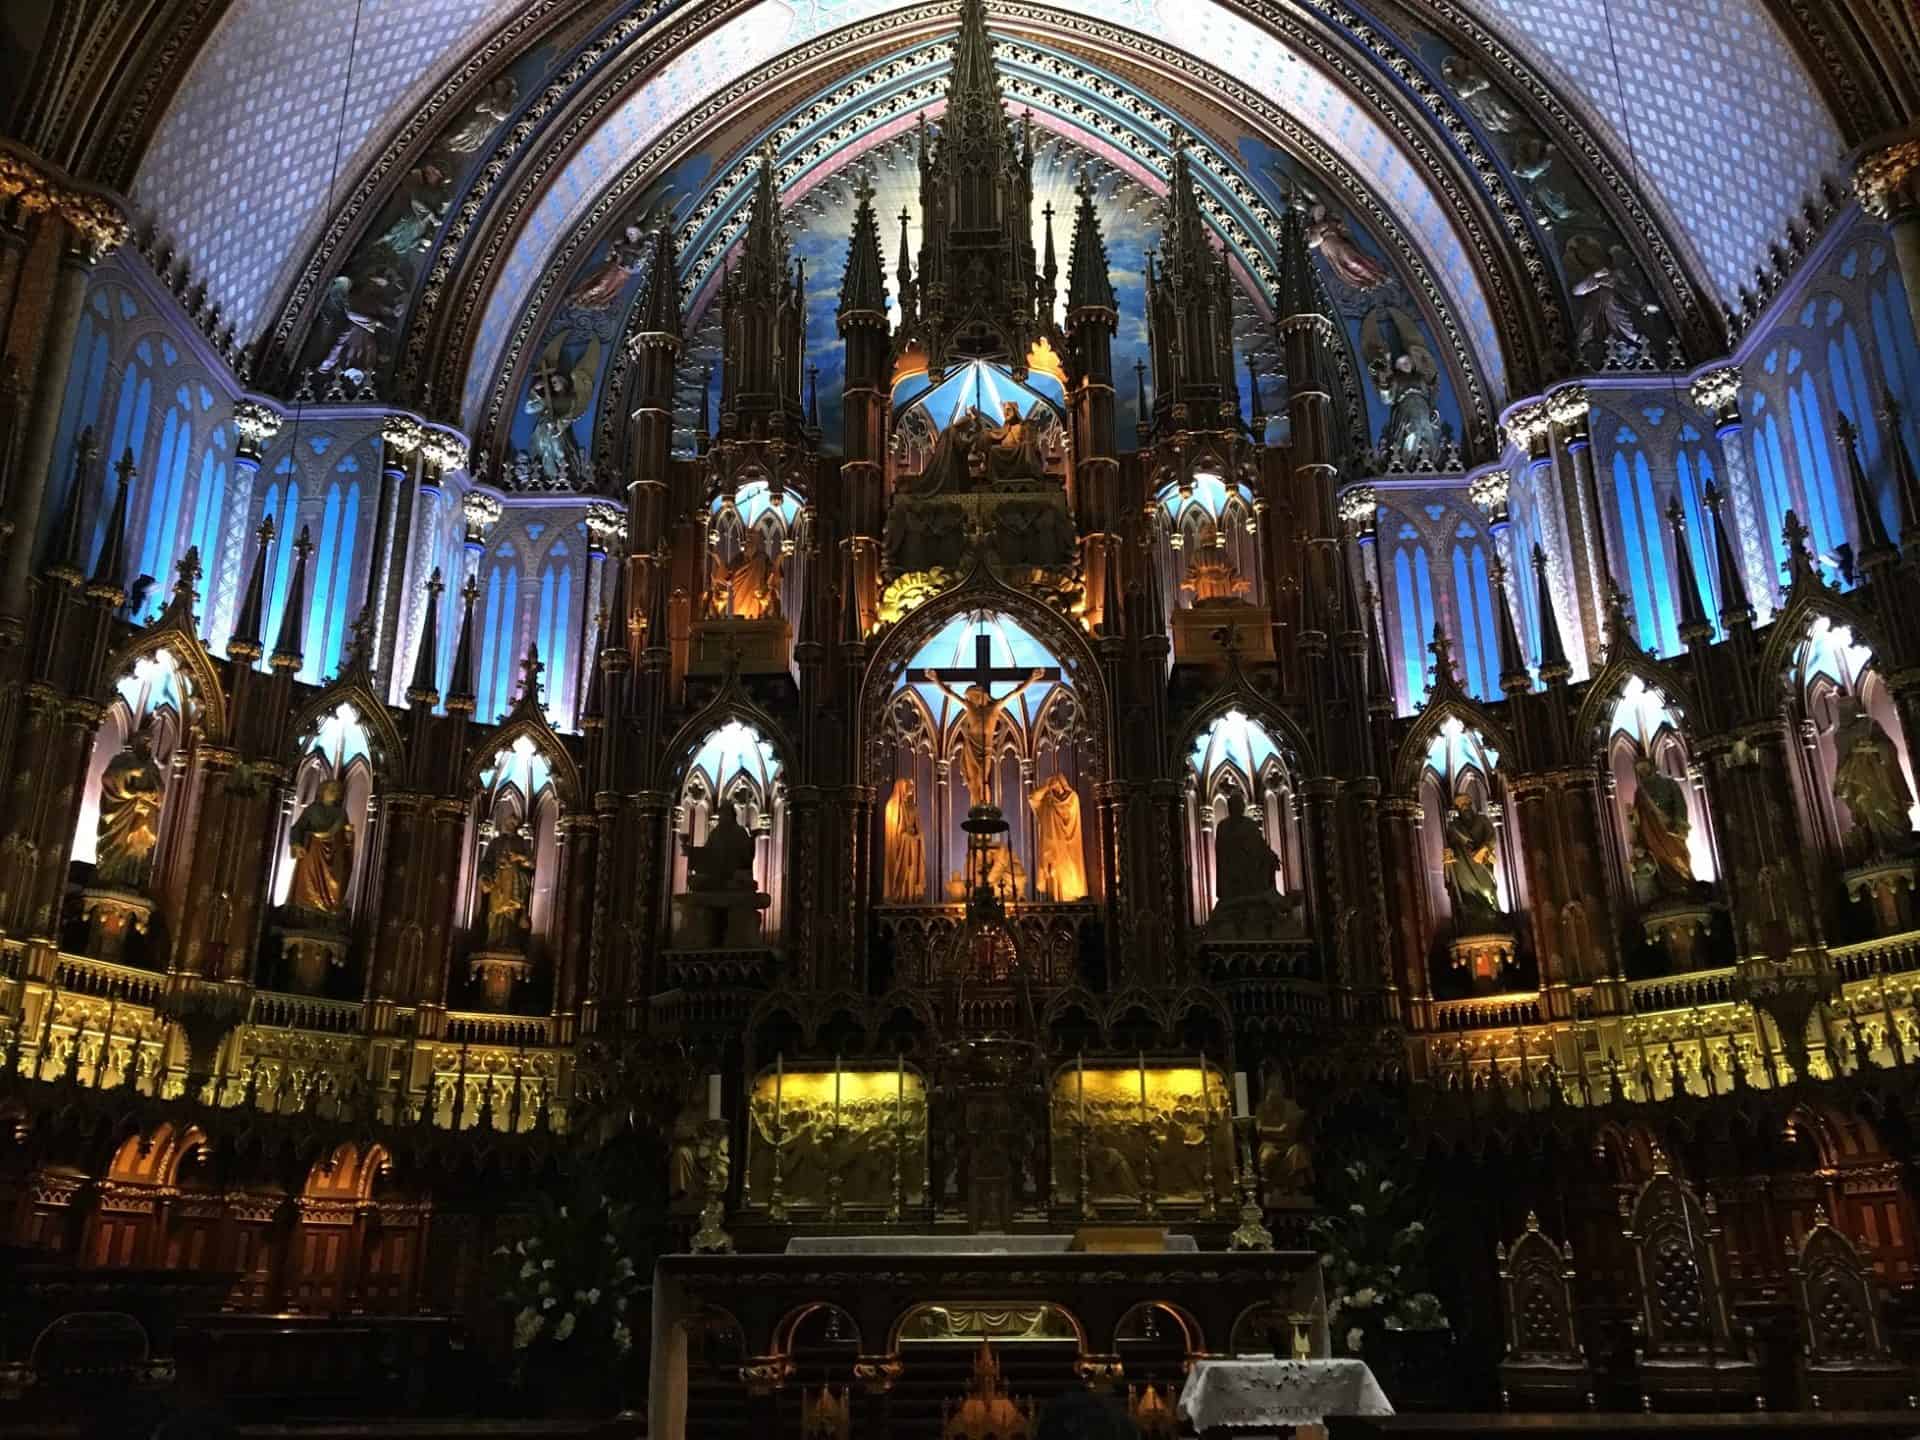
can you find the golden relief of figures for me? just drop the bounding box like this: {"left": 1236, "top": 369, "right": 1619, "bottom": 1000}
{"left": 744, "top": 1068, "right": 928, "bottom": 1210}
{"left": 1028, "top": 773, "right": 1087, "bottom": 902}
{"left": 286, "top": 778, "right": 355, "bottom": 926}
{"left": 1047, "top": 1066, "right": 1234, "bottom": 1207}
{"left": 710, "top": 529, "right": 784, "bottom": 621}
{"left": 884, "top": 777, "right": 927, "bottom": 902}
{"left": 479, "top": 814, "right": 535, "bottom": 951}
{"left": 94, "top": 728, "right": 165, "bottom": 889}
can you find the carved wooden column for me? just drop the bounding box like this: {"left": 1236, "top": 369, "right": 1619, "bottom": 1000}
{"left": 1546, "top": 385, "right": 1610, "bottom": 670}
{"left": 625, "top": 791, "right": 671, "bottom": 1026}
{"left": 1381, "top": 796, "right": 1433, "bottom": 1028}
{"left": 414, "top": 798, "right": 471, "bottom": 1019}
{"left": 548, "top": 812, "right": 595, "bottom": 1043}
{"left": 1690, "top": 368, "right": 1773, "bottom": 621}
{"left": 1505, "top": 768, "right": 1621, "bottom": 1012}
{"left": 1298, "top": 776, "right": 1344, "bottom": 985}
{"left": 1699, "top": 725, "right": 1827, "bottom": 963}
{"left": 174, "top": 749, "right": 283, "bottom": 983}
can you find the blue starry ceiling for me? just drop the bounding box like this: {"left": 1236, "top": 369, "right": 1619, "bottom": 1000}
{"left": 130, "top": 0, "right": 1843, "bottom": 443}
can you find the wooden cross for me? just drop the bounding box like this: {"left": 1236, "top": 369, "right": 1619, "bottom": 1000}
{"left": 902, "top": 628, "right": 1060, "bottom": 700}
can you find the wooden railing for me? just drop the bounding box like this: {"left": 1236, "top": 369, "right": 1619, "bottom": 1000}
{"left": 445, "top": 1010, "right": 553, "bottom": 1048}
{"left": 1429, "top": 992, "right": 1543, "bottom": 1030}
{"left": 1629, "top": 966, "right": 1738, "bottom": 1013}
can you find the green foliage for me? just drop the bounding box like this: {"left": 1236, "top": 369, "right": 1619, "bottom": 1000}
{"left": 1308, "top": 1144, "right": 1449, "bottom": 1355}
{"left": 494, "top": 1180, "right": 650, "bottom": 1383}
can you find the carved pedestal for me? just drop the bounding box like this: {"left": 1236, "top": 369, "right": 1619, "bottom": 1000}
{"left": 279, "top": 927, "right": 349, "bottom": 995}
{"left": 1449, "top": 932, "right": 1516, "bottom": 994}
{"left": 468, "top": 948, "right": 531, "bottom": 1010}
{"left": 670, "top": 889, "right": 771, "bottom": 948}
{"left": 1641, "top": 901, "right": 1717, "bottom": 973}
{"left": 1172, "top": 604, "right": 1276, "bottom": 664}
{"left": 690, "top": 617, "right": 791, "bottom": 675}
{"left": 77, "top": 886, "right": 153, "bottom": 962}
{"left": 1843, "top": 858, "right": 1919, "bottom": 936}
{"left": 1204, "top": 890, "right": 1305, "bottom": 942}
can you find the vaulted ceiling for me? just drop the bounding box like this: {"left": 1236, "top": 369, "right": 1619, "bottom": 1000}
{"left": 22, "top": 0, "right": 1870, "bottom": 461}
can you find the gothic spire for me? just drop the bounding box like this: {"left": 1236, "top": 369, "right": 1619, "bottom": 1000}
{"left": 514, "top": 641, "right": 545, "bottom": 713}
{"left": 1531, "top": 544, "right": 1570, "bottom": 683}
{"left": 895, "top": 205, "right": 915, "bottom": 319}
{"left": 1702, "top": 480, "right": 1754, "bottom": 629}
{"left": 1273, "top": 204, "right": 1325, "bottom": 329}
{"left": 271, "top": 525, "right": 313, "bottom": 670}
{"left": 1427, "top": 621, "right": 1460, "bottom": 696}
{"left": 946, "top": 0, "right": 1010, "bottom": 157}
{"left": 838, "top": 171, "right": 889, "bottom": 320}
{"left": 228, "top": 516, "right": 275, "bottom": 661}
{"left": 1065, "top": 174, "right": 1116, "bottom": 316}
{"left": 1489, "top": 548, "right": 1531, "bottom": 692}
{"left": 1365, "top": 594, "right": 1395, "bottom": 717}
{"left": 743, "top": 145, "right": 785, "bottom": 284}
{"left": 47, "top": 428, "right": 98, "bottom": 585}
{"left": 407, "top": 566, "right": 445, "bottom": 706}
{"left": 1881, "top": 390, "right": 1920, "bottom": 549}
{"left": 634, "top": 225, "right": 683, "bottom": 341}
{"left": 445, "top": 573, "right": 481, "bottom": 713}
{"left": 1040, "top": 199, "right": 1059, "bottom": 310}
{"left": 1665, "top": 495, "right": 1713, "bottom": 643}
{"left": 1162, "top": 132, "right": 1213, "bottom": 283}
{"left": 1837, "top": 412, "right": 1894, "bottom": 561}
{"left": 86, "top": 448, "right": 136, "bottom": 605}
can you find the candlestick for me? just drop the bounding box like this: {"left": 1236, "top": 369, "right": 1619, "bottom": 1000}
{"left": 769, "top": 1053, "right": 788, "bottom": 1223}
{"left": 1229, "top": 1113, "right": 1273, "bottom": 1251}
{"left": 1199, "top": 1066, "right": 1219, "bottom": 1220}
{"left": 827, "top": 1055, "right": 845, "bottom": 1223}
{"left": 707, "top": 1072, "right": 723, "bottom": 1122}
{"left": 1233, "top": 1070, "right": 1250, "bottom": 1120}
{"left": 1076, "top": 1051, "right": 1086, "bottom": 1125}
{"left": 691, "top": 1118, "right": 735, "bottom": 1254}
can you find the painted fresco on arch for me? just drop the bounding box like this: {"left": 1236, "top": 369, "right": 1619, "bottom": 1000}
{"left": 1402, "top": 28, "right": 1675, "bottom": 371}
{"left": 298, "top": 38, "right": 562, "bottom": 393}
{"left": 504, "top": 153, "right": 713, "bottom": 488}
{"left": 1239, "top": 136, "right": 1463, "bottom": 459}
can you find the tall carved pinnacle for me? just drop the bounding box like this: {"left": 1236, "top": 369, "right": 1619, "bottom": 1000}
{"left": 1273, "top": 205, "right": 1329, "bottom": 330}
{"left": 1162, "top": 135, "right": 1213, "bottom": 281}
{"left": 895, "top": 205, "right": 915, "bottom": 316}
{"left": 838, "top": 172, "right": 889, "bottom": 321}
{"left": 271, "top": 526, "right": 314, "bottom": 669}
{"left": 947, "top": 0, "right": 1010, "bottom": 156}
{"left": 1531, "top": 543, "right": 1570, "bottom": 682}
{"left": 48, "top": 428, "right": 99, "bottom": 585}
{"left": 1364, "top": 595, "right": 1394, "bottom": 716}
{"left": 445, "top": 573, "right": 481, "bottom": 711}
{"left": 86, "top": 448, "right": 136, "bottom": 604}
{"left": 1041, "top": 200, "right": 1059, "bottom": 300}
{"left": 1702, "top": 480, "right": 1753, "bottom": 628}
{"left": 1837, "top": 412, "right": 1894, "bottom": 560}
{"left": 1665, "top": 495, "right": 1713, "bottom": 643}
{"left": 1427, "top": 620, "right": 1459, "bottom": 693}
{"left": 1881, "top": 390, "right": 1920, "bottom": 549}
{"left": 1488, "top": 548, "right": 1531, "bottom": 691}
{"left": 742, "top": 146, "right": 787, "bottom": 290}
{"left": 1781, "top": 508, "right": 1819, "bottom": 588}
{"left": 634, "top": 226, "right": 683, "bottom": 342}
{"left": 515, "top": 641, "right": 545, "bottom": 711}
{"left": 228, "top": 516, "right": 275, "bottom": 660}
{"left": 407, "top": 567, "right": 445, "bottom": 704}
{"left": 1065, "top": 175, "right": 1116, "bottom": 317}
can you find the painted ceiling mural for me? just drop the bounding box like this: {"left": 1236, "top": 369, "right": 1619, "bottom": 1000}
{"left": 124, "top": 0, "right": 1846, "bottom": 481}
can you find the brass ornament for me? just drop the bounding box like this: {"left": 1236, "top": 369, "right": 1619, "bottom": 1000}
{"left": 1855, "top": 140, "right": 1920, "bottom": 221}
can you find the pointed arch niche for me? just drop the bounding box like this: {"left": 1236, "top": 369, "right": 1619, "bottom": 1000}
{"left": 1795, "top": 617, "right": 1919, "bottom": 863}
{"left": 673, "top": 718, "right": 787, "bottom": 939}
{"left": 1417, "top": 716, "right": 1525, "bottom": 986}
{"left": 1152, "top": 472, "right": 1263, "bottom": 619}
{"left": 1183, "top": 708, "right": 1303, "bottom": 931}
{"left": 459, "top": 734, "right": 564, "bottom": 1004}
{"left": 269, "top": 702, "right": 378, "bottom": 921}
{"left": 1603, "top": 676, "right": 1718, "bottom": 903}
{"left": 74, "top": 649, "right": 191, "bottom": 870}
{"left": 877, "top": 608, "right": 1092, "bottom": 907}
{"left": 707, "top": 479, "right": 804, "bottom": 625}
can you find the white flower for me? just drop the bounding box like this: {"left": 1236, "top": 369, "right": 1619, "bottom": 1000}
{"left": 559, "top": 1206, "right": 569, "bottom": 1218}
{"left": 542, "top": 1258, "right": 556, "bottom": 1270}
{"left": 586, "top": 1288, "right": 602, "bottom": 1305}
{"left": 1348, "top": 1203, "right": 1367, "bottom": 1218}
{"left": 554, "top": 1312, "right": 576, "bottom": 1342}
{"left": 1403, "top": 1220, "right": 1426, "bottom": 1237}
{"left": 612, "top": 1323, "right": 632, "bottom": 1354}
{"left": 543, "top": 1296, "right": 556, "bottom": 1311}
{"left": 615, "top": 1296, "right": 629, "bottom": 1313}
{"left": 1379, "top": 1180, "right": 1393, "bottom": 1194}
{"left": 519, "top": 1261, "right": 536, "bottom": 1280}
{"left": 1346, "top": 1327, "right": 1364, "bottom": 1352}
{"left": 613, "top": 1257, "right": 635, "bottom": 1280}
{"left": 513, "top": 1308, "right": 546, "bottom": 1350}
{"left": 1384, "top": 1316, "right": 1404, "bottom": 1331}
{"left": 514, "top": 1241, "right": 527, "bottom": 1255}
{"left": 1350, "top": 1288, "right": 1377, "bottom": 1308}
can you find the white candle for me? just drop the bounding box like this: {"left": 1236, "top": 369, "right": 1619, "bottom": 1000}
{"left": 1233, "top": 1070, "right": 1250, "bottom": 1119}
{"left": 1076, "top": 1051, "right": 1086, "bottom": 1125}
{"left": 707, "top": 1073, "right": 722, "bottom": 1122}
{"left": 833, "top": 1054, "right": 842, "bottom": 1130}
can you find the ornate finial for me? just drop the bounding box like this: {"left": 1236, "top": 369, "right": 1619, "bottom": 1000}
{"left": 1427, "top": 620, "right": 1459, "bottom": 690}
{"left": 169, "top": 544, "right": 203, "bottom": 611}
{"left": 516, "top": 642, "right": 545, "bottom": 708}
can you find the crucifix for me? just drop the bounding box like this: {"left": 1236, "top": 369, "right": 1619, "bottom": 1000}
{"left": 905, "top": 628, "right": 1060, "bottom": 810}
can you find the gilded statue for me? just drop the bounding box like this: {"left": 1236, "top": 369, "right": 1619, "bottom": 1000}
{"left": 688, "top": 802, "right": 759, "bottom": 891}
{"left": 1256, "top": 1083, "right": 1314, "bottom": 1201}
{"left": 883, "top": 777, "right": 927, "bottom": 902}
{"left": 1628, "top": 755, "right": 1696, "bottom": 901}
{"left": 287, "top": 778, "right": 355, "bottom": 924}
{"left": 1443, "top": 791, "right": 1503, "bottom": 932}
{"left": 1180, "top": 552, "right": 1251, "bottom": 606}
{"left": 94, "top": 729, "right": 164, "bottom": 889}
{"left": 1832, "top": 693, "right": 1915, "bottom": 860}
{"left": 710, "top": 529, "right": 784, "bottom": 621}
{"left": 925, "top": 667, "right": 1045, "bottom": 810}
{"left": 979, "top": 401, "right": 1047, "bottom": 483}
{"left": 479, "top": 815, "right": 535, "bottom": 950}
{"left": 1028, "top": 772, "right": 1088, "bottom": 902}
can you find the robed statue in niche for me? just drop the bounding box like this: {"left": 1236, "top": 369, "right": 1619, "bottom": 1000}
{"left": 1443, "top": 791, "right": 1503, "bottom": 932}
{"left": 479, "top": 815, "right": 535, "bottom": 950}
{"left": 287, "top": 778, "right": 355, "bottom": 924}
{"left": 1629, "top": 756, "right": 1696, "bottom": 902}
{"left": 926, "top": 668, "right": 1045, "bottom": 810}
{"left": 1028, "top": 773, "right": 1087, "bottom": 902}
{"left": 883, "top": 777, "right": 927, "bottom": 902}
{"left": 981, "top": 401, "right": 1047, "bottom": 483}
{"left": 95, "top": 728, "right": 165, "bottom": 889}
{"left": 1205, "top": 788, "right": 1299, "bottom": 939}
{"left": 1833, "top": 693, "right": 1916, "bottom": 860}
{"left": 710, "top": 529, "right": 784, "bottom": 621}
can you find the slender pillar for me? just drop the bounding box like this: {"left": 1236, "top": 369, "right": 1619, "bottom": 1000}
{"left": 1689, "top": 367, "right": 1773, "bottom": 621}
{"left": 1545, "top": 385, "right": 1608, "bottom": 668}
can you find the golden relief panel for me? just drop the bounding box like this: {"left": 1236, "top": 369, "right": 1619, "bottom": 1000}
{"left": 1047, "top": 1064, "right": 1235, "bottom": 1208}
{"left": 744, "top": 1065, "right": 928, "bottom": 1211}
{"left": 898, "top": 1302, "right": 1080, "bottom": 1343}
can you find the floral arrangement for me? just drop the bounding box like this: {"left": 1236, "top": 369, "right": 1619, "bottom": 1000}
{"left": 1309, "top": 1149, "right": 1449, "bottom": 1355}
{"left": 495, "top": 1185, "right": 646, "bottom": 1384}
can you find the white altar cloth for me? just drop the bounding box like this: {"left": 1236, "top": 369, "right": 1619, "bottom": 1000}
{"left": 1178, "top": 1358, "right": 1393, "bottom": 1432}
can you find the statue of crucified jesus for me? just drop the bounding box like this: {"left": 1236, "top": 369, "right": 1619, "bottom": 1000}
{"left": 925, "top": 667, "right": 1045, "bottom": 810}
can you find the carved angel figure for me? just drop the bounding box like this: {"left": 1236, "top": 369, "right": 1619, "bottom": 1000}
{"left": 525, "top": 336, "right": 601, "bottom": 483}
{"left": 441, "top": 75, "right": 519, "bottom": 155}
{"left": 1441, "top": 54, "right": 1521, "bottom": 134}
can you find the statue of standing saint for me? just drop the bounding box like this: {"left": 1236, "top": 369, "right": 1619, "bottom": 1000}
{"left": 287, "top": 778, "right": 355, "bottom": 924}
{"left": 1028, "top": 772, "right": 1088, "bottom": 901}
{"left": 1629, "top": 755, "right": 1696, "bottom": 901}
{"left": 924, "top": 667, "right": 1044, "bottom": 810}
{"left": 479, "top": 815, "right": 535, "bottom": 950}
{"left": 1443, "top": 791, "right": 1503, "bottom": 932}
{"left": 94, "top": 729, "right": 165, "bottom": 888}
{"left": 1205, "top": 789, "right": 1298, "bottom": 939}
{"left": 883, "top": 777, "right": 927, "bottom": 902}
{"left": 1832, "top": 693, "right": 1915, "bottom": 860}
